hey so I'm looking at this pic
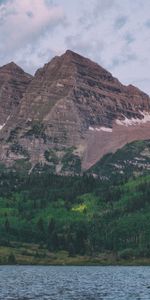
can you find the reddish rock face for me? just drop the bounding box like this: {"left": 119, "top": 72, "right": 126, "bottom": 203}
{"left": 0, "top": 50, "right": 149, "bottom": 173}
{"left": 0, "top": 62, "right": 32, "bottom": 127}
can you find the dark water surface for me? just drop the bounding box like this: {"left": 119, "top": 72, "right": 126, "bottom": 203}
{"left": 0, "top": 266, "right": 150, "bottom": 299}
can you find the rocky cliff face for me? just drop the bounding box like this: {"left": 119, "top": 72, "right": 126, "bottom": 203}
{"left": 0, "top": 50, "right": 150, "bottom": 174}
{"left": 0, "top": 62, "right": 32, "bottom": 130}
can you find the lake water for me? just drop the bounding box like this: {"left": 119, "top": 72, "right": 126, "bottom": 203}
{"left": 0, "top": 266, "right": 150, "bottom": 299}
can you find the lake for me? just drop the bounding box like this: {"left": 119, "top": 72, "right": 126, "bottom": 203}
{"left": 0, "top": 266, "right": 150, "bottom": 299}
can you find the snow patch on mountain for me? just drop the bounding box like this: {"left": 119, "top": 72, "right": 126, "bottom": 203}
{"left": 116, "top": 111, "right": 150, "bottom": 127}
{"left": 89, "top": 126, "right": 112, "bottom": 133}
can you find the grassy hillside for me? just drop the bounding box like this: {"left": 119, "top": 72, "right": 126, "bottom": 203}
{"left": 0, "top": 162, "right": 150, "bottom": 264}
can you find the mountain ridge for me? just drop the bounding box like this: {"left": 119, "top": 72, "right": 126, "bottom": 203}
{"left": 0, "top": 50, "right": 150, "bottom": 173}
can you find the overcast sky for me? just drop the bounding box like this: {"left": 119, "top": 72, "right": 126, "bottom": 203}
{"left": 0, "top": 0, "right": 150, "bottom": 94}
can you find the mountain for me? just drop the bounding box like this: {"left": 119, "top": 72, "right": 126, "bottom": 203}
{"left": 88, "top": 139, "right": 150, "bottom": 181}
{"left": 0, "top": 50, "right": 150, "bottom": 174}
{"left": 0, "top": 62, "right": 32, "bottom": 129}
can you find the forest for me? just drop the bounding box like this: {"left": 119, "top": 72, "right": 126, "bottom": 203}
{"left": 0, "top": 162, "right": 150, "bottom": 264}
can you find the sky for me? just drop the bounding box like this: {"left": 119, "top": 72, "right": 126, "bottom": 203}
{"left": 0, "top": 0, "right": 150, "bottom": 95}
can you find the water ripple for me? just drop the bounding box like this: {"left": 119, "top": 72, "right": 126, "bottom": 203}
{"left": 0, "top": 266, "right": 150, "bottom": 299}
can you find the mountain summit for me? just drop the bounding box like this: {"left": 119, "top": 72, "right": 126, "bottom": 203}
{"left": 0, "top": 50, "right": 150, "bottom": 173}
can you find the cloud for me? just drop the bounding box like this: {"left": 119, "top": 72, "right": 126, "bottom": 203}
{"left": 0, "top": 0, "right": 65, "bottom": 59}
{"left": 124, "top": 33, "right": 135, "bottom": 45}
{"left": 0, "top": 0, "right": 149, "bottom": 95}
{"left": 145, "top": 19, "right": 150, "bottom": 28}
{"left": 26, "top": 11, "right": 34, "bottom": 18}
{"left": 0, "top": 0, "right": 9, "bottom": 4}
{"left": 114, "top": 16, "right": 128, "bottom": 30}
{"left": 94, "top": 0, "right": 116, "bottom": 16}
{"left": 64, "top": 0, "right": 150, "bottom": 94}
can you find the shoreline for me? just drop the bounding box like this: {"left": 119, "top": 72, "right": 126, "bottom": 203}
{"left": 1, "top": 244, "right": 150, "bottom": 266}
{"left": 1, "top": 257, "right": 150, "bottom": 267}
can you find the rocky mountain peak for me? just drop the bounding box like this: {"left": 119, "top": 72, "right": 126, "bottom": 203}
{"left": 0, "top": 62, "right": 32, "bottom": 127}
{"left": 61, "top": 49, "right": 113, "bottom": 78}
{"left": 0, "top": 50, "right": 150, "bottom": 174}
{"left": 62, "top": 49, "right": 88, "bottom": 61}
{"left": 0, "top": 61, "right": 27, "bottom": 75}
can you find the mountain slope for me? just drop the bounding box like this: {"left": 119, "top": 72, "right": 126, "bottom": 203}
{"left": 88, "top": 139, "right": 150, "bottom": 181}
{"left": 0, "top": 62, "right": 32, "bottom": 130}
{"left": 0, "top": 50, "right": 150, "bottom": 173}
